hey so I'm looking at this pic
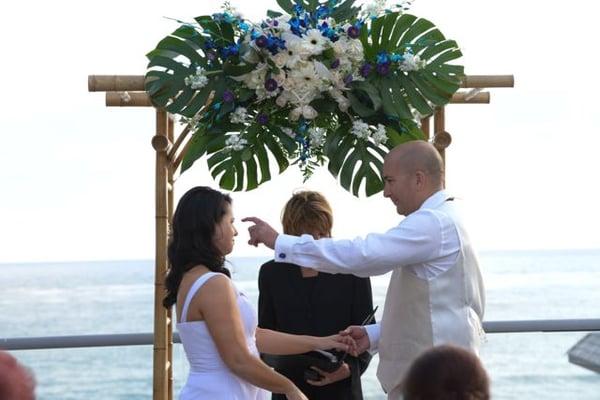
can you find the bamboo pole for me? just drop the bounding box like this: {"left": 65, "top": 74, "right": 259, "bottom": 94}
{"left": 433, "top": 107, "right": 450, "bottom": 168}
{"left": 450, "top": 91, "right": 490, "bottom": 104}
{"left": 105, "top": 90, "right": 490, "bottom": 107}
{"left": 460, "top": 75, "right": 514, "bottom": 88}
{"left": 88, "top": 75, "right": 145, "bottom": 92}
{"left": 153, "top": 110, "right": 170, "bottom": 400}
{"left": 106, "top": 92, "right": 153, "bottom": 107}
{"left": 166, "top": 115, "right": 175, "bottom": 400}
{"left": 421, "top": 117, "right": 430, "bottom": 141}
{"left": 89, "top": 74, "right": 514, "bottom": 92}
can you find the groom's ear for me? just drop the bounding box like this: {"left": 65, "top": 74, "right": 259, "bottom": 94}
{"left": 414, "top": 170, "right": 426, "bottom": 188}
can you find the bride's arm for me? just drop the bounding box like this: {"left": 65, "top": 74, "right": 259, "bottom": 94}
{"left": 199, "top": 275, "right": 302, "bottom": 398}
{"left": 255, "top": 328, "right": 352, "bottom": 355}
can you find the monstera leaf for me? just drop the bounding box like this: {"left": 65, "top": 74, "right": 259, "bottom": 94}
{"left": 181, "top": 123, "right": 297, "bottom": 191}
{"left": 324, "top": 120, "right": 423, "bottom": 197}
{"left": 357, "top": 12, "right": 464, "bottom": 118}
{"left": 145, "top": 22, "right": 230, "bottom": 117}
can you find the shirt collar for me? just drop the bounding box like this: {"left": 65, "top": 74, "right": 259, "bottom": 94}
{"left": 419, "top": 189, "right": 451, "bottom": 211}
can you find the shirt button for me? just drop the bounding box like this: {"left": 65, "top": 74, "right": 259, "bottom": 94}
{"left": 278, "top": 253, "right": 286, "bottom": 259}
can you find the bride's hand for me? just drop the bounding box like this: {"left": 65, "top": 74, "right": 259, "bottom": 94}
{"left": 285, "top": 386, "right": 308, "bottom": 400}
{"left": 314, "top": 333, "right": 356, "bottom": 353}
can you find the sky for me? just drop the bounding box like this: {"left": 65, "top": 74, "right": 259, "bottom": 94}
{"left": 1, "top": 0, "right": 599, "bottom": 263}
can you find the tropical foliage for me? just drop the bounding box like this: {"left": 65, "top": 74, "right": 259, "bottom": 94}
{"left": 145, "top": 0, "right": 463, "bottom": 196}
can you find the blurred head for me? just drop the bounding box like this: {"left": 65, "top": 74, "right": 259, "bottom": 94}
{"left": 403, "top": 345, "right": 490, "bottom": 400}
{"left": 281, "top": 191, "right": 333, "bottom": 239}
{"left": 163, "top": 186, "right": 236, "bottom": 308}
{"left": 0, "top": 351, "right": 35, "bottom": 400}
{"left": 382, "top": 141, "right": 444, "bottom": 216}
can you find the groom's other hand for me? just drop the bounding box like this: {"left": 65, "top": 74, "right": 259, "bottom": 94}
{"left": 242, "top": 217, "right": 279, "bottom": 249}
{"left": 340, "top": 326, "right": 370, "bottom": 356}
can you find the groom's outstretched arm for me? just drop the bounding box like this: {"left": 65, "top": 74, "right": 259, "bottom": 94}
{"left": 242, "top": 216, "right": 279, "bottom": 248}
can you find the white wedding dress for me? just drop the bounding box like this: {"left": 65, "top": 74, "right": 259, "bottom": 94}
{"left": 177, "top": 272, "right": 270, "bottom": 400}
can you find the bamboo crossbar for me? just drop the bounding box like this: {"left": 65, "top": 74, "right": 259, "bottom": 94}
{"left": 89, "top": 74, "right": 513, "bottom": 93}
{"left": 105, "top": 90, "right": 490, "bottom": 108}
{"left": 461, "top": 75, "right": 514, "bottom": 88}
{"left": 89, "top": 75, "right": 145, "bottom": 92}
{"left": 106, "top": 91, "right": 152, "bottom": 107}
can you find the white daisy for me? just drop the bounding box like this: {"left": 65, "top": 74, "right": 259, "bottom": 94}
{"left": 302, "top": 29, "right": 328, "bottom": 56}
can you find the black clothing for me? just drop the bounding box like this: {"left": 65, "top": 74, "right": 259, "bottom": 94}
{"left": 258, "top": 260, "right": 375, "bottom": 400}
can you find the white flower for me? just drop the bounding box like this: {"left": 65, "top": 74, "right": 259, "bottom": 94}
{"left": 230, "top": 107, "right": 250, "bottom": 124}
{"left": 225, "top": 134, "right": 248, "bottom": 151}
{"left": 276, "top": 92, "right": 290, "bottom": 107}
{"left": 290, "top": 105, "right": 318, "bottom": 120}
{"left": 313, "top": 61, "right": 333, "bottom": 81}
{"left": 281, "top": 127, "right": 296, "bottom": 139}
{"left": 361, "top": 0, "right": 388, "bottom": 19}
{"left": 308, "top": 127, "right": 326, "bottom": 148}
{"left": 302, "top": 29, "right": 328, "bottom": 55}
{"left": 372, "top": 124, "right": 388, "bottom": 146}
{"left": 283, "top": 33, "right": 311, "bottom": 63}
{"left": 290, "top": 62, "right": 321, "bottom": 88}
{"left": 271, "top": 52, "right": 289, "bottom": 68}
{"left": 400, "top": 52, "right": 426, "bottom": 72}
{"left": 333, "top": 37, "right": 364, "bottom": 63}
{"left": 184, "top": 66, "right": 209, "bottom": 89}
{"left": 179, "top": 112, "right": 202, "bottom": 129}
{"left": 351, "top": 120, "right": 371, "bottom": 140}
{"left": 329, "top": 89, "right": 351, "bottom": 112}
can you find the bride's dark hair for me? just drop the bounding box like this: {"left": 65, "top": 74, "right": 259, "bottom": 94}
{"left": 163, "top": 186, "right": 232, "bottom": 309}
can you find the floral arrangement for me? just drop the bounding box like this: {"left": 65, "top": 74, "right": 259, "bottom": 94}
{"left": 145, "top": 0, "right": 464, "bottom": 196}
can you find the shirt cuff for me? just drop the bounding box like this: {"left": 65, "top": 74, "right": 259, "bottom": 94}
{"left": 274, "top": 233, "right": 298, "bottom": 262}
{"left": 364, "top": 323, "right": 380, "bottom": 353}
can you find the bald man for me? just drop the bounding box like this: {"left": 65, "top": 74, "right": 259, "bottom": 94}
{"left": 244, "top": 141, "right": 485, "bottom": 399}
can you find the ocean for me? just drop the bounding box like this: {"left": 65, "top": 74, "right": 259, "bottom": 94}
{"left": 1, "top": 250, "right": 599, "bottom": 399}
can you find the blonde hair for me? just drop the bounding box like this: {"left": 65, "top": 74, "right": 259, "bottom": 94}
{"left": 281, "top": 191, "right": 333, "bottom": 237}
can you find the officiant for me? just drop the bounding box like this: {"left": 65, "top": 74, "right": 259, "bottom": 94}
{"left": 245, "top": 141, "right": 486, "bottom": 400}
{"left": 258, "top": 190, "right": 374, "bottom": 400}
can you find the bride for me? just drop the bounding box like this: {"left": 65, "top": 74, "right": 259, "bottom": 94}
{"left": 163, "top": 186, "right": 353, "bottom": 400}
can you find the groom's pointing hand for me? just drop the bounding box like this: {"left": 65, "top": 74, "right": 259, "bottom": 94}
{"left": 242, "top": 217, "right": 279, "bottom": 249}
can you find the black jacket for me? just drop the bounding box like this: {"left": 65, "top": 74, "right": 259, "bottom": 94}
{"left": 258, "top": 260, "right": 375, "bottom": 400}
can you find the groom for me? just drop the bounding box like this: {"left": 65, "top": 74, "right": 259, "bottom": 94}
{"left": 244, "top": 141, "right": 485, "bottom": 399}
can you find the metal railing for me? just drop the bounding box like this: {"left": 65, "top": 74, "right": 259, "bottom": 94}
{"left": 2, "top": 319, "right": 600, "bottom": 351}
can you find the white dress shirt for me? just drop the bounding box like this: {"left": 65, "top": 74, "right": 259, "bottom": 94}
{"left": 273, "top": 190, "right": 461, "bottom": 350}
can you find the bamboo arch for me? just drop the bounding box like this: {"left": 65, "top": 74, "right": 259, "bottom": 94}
{"left": 88, "top": 73, "right": 514, "bottom": 400}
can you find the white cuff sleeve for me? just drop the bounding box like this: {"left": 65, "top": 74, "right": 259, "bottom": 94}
{"left": 364, "top": 323, "right": 380, "bottom": 353}
{"left": 274, "top": 233, "right": 299, "bottom": 263}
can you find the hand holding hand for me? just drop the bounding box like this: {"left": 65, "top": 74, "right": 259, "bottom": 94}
{"left": 242, "top": 217, "right": 279, "bottom": 249}
{"left": 306, "top": 363, "right": 351, "bottom": 387}
{"left": 339, "top": 326, "right": 370, "bottom": 356}
{"left": 315, "top": 334, "right": 356, "bottom": 353}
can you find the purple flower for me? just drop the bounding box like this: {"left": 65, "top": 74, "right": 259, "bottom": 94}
{"left": 331, "top": 59, "right": 340, "bottom": 69}
{"left": 343, "top": 74, "right": 354, "bottom": 85}
{"left": 347, "top": 25, "right": 360, "bottom": 39}
{"left": 206, "top": 51, "right": 217, "bottom": 61}
{"left": 359, "top": 63, "right": 373, "bottom": 77}
{"left": 257, "top": 113, "right": 269, "bottom": 125}
{"left": 222, "top": 90, "right": 235, "bottom": 103}
{"left": 264, "top": 78, "right": 278, "bottom": 92}
{"left": 376, "top": 62, "right": 391, "bottom": 76}
{"left": 255, "top": 35, "right": 268, "bottom": 48}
